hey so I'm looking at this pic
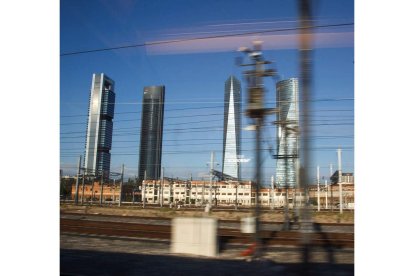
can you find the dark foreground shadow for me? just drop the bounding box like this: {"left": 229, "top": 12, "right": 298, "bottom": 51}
{"left": 61, "top": 248, "right": 354, "bottom": 276}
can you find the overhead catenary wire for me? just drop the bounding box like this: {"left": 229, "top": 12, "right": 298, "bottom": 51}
{"left": 60, "top": 148, "right": 354, "bottom": 158}
{"left": 60, "top": 121, "right": 354, "bottom": 139}
{"left": 61, "top": 140, "right": 354, "bottom": 151}
{"left": 60, "top": 117, "right": 354, "bottom": 135}
{"left": 60, "top": 134, "right": 354, "bottom": 145}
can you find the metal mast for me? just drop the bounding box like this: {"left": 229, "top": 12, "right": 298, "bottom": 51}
{"left": 238, "top": 41, "right": 276, "bottom": 259}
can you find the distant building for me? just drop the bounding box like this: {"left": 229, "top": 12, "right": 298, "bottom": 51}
{"left": 222, "top": 76, "right": 242, "bottom": 180}
{"left": 275, "top": 78, "right": 299, "bottom": 187}
{"left": 330, "top": 171, "right": 354, "bottom": 184}
{"left": 141, "top": 179, "right": 254, "bottom": 206}
{"left": 84, "top": 73, "right": 115, "bottom": 176}
{"left": 138, "top": 86, "right": 165, "bottom": 181}
{"left": 70, "top": 178, "right": 354, "bottom": 209}
{"left": 70, "top": 181, "right": 137, "bottom": 203}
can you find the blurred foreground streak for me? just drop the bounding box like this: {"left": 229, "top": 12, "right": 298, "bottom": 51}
{"left": 145, "top": 31, "right": 353, "bottom": 55}
{"left": 298, "top": 0, "right": 317, "bottom": 271}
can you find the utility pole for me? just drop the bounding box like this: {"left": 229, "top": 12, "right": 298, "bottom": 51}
{"left": 317, "top": 165, "right": 320, "bottom": 211}
{"left": 338, "top": 147, "right": 343, "bottom": 214}
{"left": 74, "top": 155, "right": 82, "bottom": 205}
{"left": 153, "top": 180, "right": 156, "bottom": 204}
{"left": 283, "top": 127, "right": 290, "bottom": 230}
{"left": 81, "top": 168, "right": 85, "bottom": 204}
{"left": 325, "top": 179, "right": 328, "bottom": 209}
{"left": 238, "top": 41, "right": 276, "bottom": 260}
{"left": 112, "top": 178, "right": 115, "bottom": 202}
{"left": 235, "top": 181, "right": 238, "bottom": 210}
{"left": 201, "top": 180, "right": 205, "bottom": 205}
{"left": 329, "top": 163, "right": 333, "bottom": 210}
{"left": 160, "top": 167, "right": 164, "bottom": 207}
{"left": 119, "top": 164, "right": 124, "bottom": 207}
{"left": 271, "top": 175, "right": 275, "bottom": 210}
{"left": 142, "top": 170, "right": 146, "bottom": 208}
{"left": 90, "top": 177, "right": 94, "bottom": 204}
{"left": 99, "top": 171, "right": 104, "bottom": 206}
{"left": 169, "top": 176, "right": 173, "bottom": 205}
{"left": 209, "top": 152, "right": 215, "bottom": 205}
{"left": 189, "top": 173, "right": 192, "bottom": 206}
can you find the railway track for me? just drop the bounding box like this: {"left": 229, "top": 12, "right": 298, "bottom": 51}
{"left": 60, "top": 217, "right": 354, "bottom": 248}
{"left": 60, "top": 211, "right": 354, "bottom": 227}
{"left": 61, "top": 202, "right": 355, "bottom": 213}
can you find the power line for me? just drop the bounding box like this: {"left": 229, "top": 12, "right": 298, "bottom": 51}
{"left": 61, "top": 22, "right": 353, "bottom": 56}
{"left": 60, "top": 122, "right": 354, "bottom": 139}
{"left": 61, "top": 138, "right": 354, "bottom": 151}
{"left": 60, "top": 117, "right": 354, "bottom": 135}
{"left": 60, "top": 147, "right": 354, "bottom": 157}
{"left": 60, "top": 134, "right": 354, "bottom": 144}
{"left": 64, "top": 107, "right": 353, "bottom": 118}
{"left": 60, "top": 104, "right": 225, "bottom": 118}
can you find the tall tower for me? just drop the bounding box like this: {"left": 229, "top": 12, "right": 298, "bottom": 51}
{"left": 275, "top": 78, "right": 299, "bottom": 187}
{"left": 138, "top": 86, "right": 165, "bottom": 181}
{"left": 222, "top": 76, "right": 241, "bottom": 180}
{"left": 84, "top": 73, "right": 115, "bottom": 176}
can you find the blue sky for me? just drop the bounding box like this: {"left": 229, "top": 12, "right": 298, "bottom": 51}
{"left": 60, "top": 0, "right": 354, "bottom": 184}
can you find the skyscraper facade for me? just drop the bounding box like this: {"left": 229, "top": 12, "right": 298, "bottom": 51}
{"left": 275, "top": 78, "right": 299, "bottom": 187}
{"left": 84, "top": 73, "right": 115, "bottom": 176}
{"left": 138, "top": 86, "right": 165, "bottom": 181}
{"left": 222, "top": 76, "right": 241, "bottom": 180}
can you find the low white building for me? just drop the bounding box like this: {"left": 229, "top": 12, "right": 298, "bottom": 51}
{"left": 141, "top": 179, "right": 353, "bottom": 209}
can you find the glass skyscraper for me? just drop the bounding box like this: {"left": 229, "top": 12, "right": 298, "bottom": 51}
{"left": 222, "top": 76, "right": 241, "bottom": 180}
{"left": 275, "top": 78, "right": 299, "bottom": 187}
{"left": 138, "top": 86, "right": 165, "bottom": 181}
{"left": 84, "top": 73, "right": 115, "bottom": 176}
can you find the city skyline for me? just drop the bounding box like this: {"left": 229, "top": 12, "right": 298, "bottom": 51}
{"left": 60, "top": 0, "right": 354, "bottom": 185}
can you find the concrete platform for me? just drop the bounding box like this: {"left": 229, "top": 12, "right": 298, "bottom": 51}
{"left": 61, "top": 248, "right": 354, "bottom": 276}
{"left": 61, "top": 233, "right": 354, "bottom": 275}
